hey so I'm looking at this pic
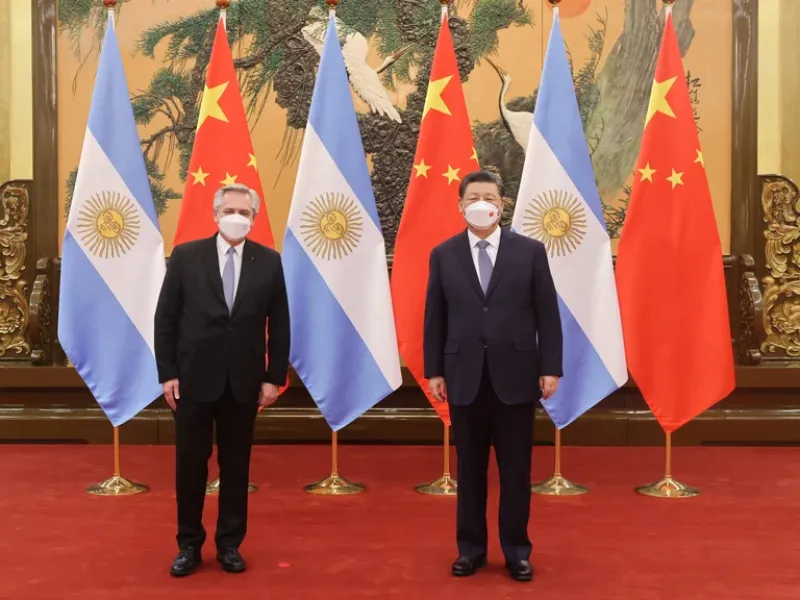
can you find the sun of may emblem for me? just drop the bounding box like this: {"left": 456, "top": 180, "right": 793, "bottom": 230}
{"left": 76, "top": 191, "right": 141, "bottom": 258}
{"left": 300, "top": 192, "right": 363, "bottom": 259}
{"left": 523, "top": 189, "right": 587, "bottom": 257}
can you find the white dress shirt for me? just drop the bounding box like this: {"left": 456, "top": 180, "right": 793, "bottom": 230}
{"left": 467, "top": 227, "right": 501, "bottom": 276}
{"left": 217, "top": 234, "right": 244, "bottom": 300}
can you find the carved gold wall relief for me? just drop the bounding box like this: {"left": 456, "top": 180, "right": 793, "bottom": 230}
{"left": 760, "top": 175, "right": 800, "bottom": 357}
{"left": 0, "top": 180, "right": 31, "bottom": 358}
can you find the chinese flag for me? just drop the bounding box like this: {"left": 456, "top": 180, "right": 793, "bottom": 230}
{"left": 390, "top": 13, "right": 479, "bottom": 425}
{"left": 175, "top": 15, "right": 284, "bottom": 395}
{"left": 173, "top": 16, "right": 274, "bottom": 248}
{"left": 615, "top": 10, "right": 734, "bottom": 433}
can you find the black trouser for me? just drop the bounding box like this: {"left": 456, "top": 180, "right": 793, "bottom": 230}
{"left": 449, "top": 366, "right": 534, "bottom": 563}
{"left": 174, "top": 380, "right": 258, "bottom": 551}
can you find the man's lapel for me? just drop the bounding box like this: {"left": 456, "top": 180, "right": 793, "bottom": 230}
{"left": 230, "top": 240, "right": 256, "bottom": 317}
{"left": 202, "top": 235, "right": 227, "bottom": 308}
{"left": 455, "top": 230, "right": 485, "bottom": 299}
{"left": 484, "top": 229, "right": 510, "bottom": 300}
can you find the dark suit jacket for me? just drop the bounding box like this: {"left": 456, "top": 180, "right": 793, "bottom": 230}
{"left": 154, "top": 235, "right": 290, "bottom": 404}
{"left": 423, "top": 228, "right": 563, "bottom": 406}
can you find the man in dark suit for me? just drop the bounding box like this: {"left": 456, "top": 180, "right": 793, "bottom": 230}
{"left": 155, "top": 183, "right": 290, "bottom": 577}
{"left": 424, "top": 170, "right": 563, "bottom": 582}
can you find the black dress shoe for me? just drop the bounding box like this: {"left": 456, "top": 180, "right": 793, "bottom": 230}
{"left": 505, "top": 559, "right": 534, "bottom": 582}
{"left": 451, "top": 555, "right": 487, "bottom": 577}
{"left": 170, "top": 547, "right": 201, "bottom": 577}
{"left": 217, "top": 548, "right": 247, "bottom": 573}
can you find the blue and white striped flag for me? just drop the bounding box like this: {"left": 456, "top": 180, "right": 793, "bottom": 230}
{"left": 58, "top": 15, "right": 166, "bottom": 427}
{"left": 511, "top": 12, "right": 627, "bottom": 428}
{"left": 282, "top": 14, "right": 402, "bottom": 431}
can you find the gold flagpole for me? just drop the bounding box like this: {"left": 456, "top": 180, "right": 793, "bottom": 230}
{"left": 532, "top": 425, "right": 589, "bottom": 496}
{"left": 634, "top": 0, "right": 696, "bottom": 500}
{"left": 87, "top": 427, "right": 148, "bottom": 496}
{"left": 415, "top": 423, "right": 457, "bottom": 495}
{"left": 304, "top": 429, "right": 365, "bottom": 495}
{"left": 635, "top": 431, "right": 699, "bottom": 498}
{"left": 84, "top": 1, "right": 146, "bottom": 498}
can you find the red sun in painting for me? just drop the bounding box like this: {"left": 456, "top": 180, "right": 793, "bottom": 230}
{"left": 549, "top": 0, "right": 592, "bottom": 19}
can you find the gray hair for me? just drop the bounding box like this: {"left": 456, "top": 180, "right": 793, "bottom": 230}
{"left": 213, "top": 184, "right": 260, "bottom": 216}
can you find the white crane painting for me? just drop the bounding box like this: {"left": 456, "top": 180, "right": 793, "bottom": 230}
{"left": 301, "top": 7, "right": 407, "bottom": 123}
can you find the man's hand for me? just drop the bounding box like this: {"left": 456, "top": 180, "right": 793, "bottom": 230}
{"left": 428, "top": 376, "right": 447, "bottom": 402}
{"left": 163, "top": 379, "right": 180, "bottom": 410}
{"left": 258, "top": 383, "right": 279, "bottom": 408}
{"left": 539, "top": 376, "right": 559, "bottom": 401}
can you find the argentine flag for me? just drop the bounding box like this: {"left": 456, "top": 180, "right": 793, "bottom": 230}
{"left": 282, "top": 14, "right": 402, "bottom": 431}
{"left": 58, "top": 15, "right": 166, "bottom": 427}
{"left": 512, "top": 13, "right": 627, "bottom": 428}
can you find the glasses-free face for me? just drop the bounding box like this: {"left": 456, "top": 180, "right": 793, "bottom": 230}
{"left": 216, "top": 191, "right": 254, "bottom": 222}
{"left": 459, "top": 181, "right": 503, "bottom": 211}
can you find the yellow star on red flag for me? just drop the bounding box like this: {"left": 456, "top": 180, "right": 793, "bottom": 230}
{"left": 190, "top": 166, "right": 210, "bottom": 186}
{"left": 694, "top": 150, "right": 704, "bottom": 167}
{"left": 197, "top": 81, "right": 229, "bottom": 130}
{"left": 666, "top": 168, "right": 684, "bottom": 189}
{"left": 442, "top": 165, "right": 461, "bottom": 185}
{"left": 645, "top": 76, "right": 676, "bottom": 126}
{"left": 413, "top": 159, "right": 431, "bottom": 178}
{"left": 638, "top": 163, "right": 656, "bottom": 182}
{"left": 422, "top": 76, "right": 452, "bottom": 120}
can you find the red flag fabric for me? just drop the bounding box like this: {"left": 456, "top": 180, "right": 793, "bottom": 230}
{"left": 390, "top": 14, "right": 479, "bottom": 425}
{"left": 174, "top": 16, "right": 285, "bottom": 396}
{"left": 174, "top": 17, "right": 274, "bottom": 248}
{"left": 615, "top": 10, "right": 735, "bottom": 433}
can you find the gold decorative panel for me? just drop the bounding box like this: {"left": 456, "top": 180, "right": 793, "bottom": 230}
{"left": 0, "top": 179, "right": 31, "bottom": 358}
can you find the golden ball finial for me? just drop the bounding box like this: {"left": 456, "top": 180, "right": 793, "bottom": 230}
{"left": 325, "top": 0, "right": 339, "bottom": 7}
{"left": 216, "top": 0, "right": 231, "bottom": 9}
{"left": 439, "top": 0, "right": 451, "bottom": 5}
{"left": 103, "top": 0, "right": 117, "bottom": 7}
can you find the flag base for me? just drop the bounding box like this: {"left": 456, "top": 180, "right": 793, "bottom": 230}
{"left": 531, "top": 474, "right": 589, "bottom": 496}
{"left": 303, "top": 474, "right": 365, "bottom": 496}
{"left": 206, "top": 478, "right": 258, "bottom": 495}
{"left": 415, "top": 474, "right": 457, "bottom": 496}
{"left": 635, "top": 476, "right": 699, "bottom": 498}
{"left": 86, "top": 475, "right": 148, "bottom": 496}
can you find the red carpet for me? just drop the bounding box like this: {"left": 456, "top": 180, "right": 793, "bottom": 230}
{"left": 2, "top": 445, "right": 800, "bottom": 600}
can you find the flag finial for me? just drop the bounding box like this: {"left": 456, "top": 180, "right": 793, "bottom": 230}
{"left": 216, "top": 0, "right": 231, "bottom": 8}
{"left": 102, "top": 0, "right": 117, "bottom": 7}
{"left": 662, "top": 0, "right": 676, "bottom": 4}
{"left": 548, "top": 0, "right": 562, "bottom": 5}
{"left": 325, "top": 0, "right": 339, "bottom": 7}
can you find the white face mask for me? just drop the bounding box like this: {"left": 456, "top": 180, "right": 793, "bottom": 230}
{"left": 464, "top": 200, "right": 501, "bottom": 229}
{"left": 218, "top": 213, "right": 252, "bottom": 241}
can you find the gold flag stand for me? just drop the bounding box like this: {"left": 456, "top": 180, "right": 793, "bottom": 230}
{"left": 87, "top": 427, "right": 148, "bottom": 496}
{"left": 636, "top": 432, "right": 699, "bottom": 498}
{"left": 531, "top": 426, "right": 589, "bottom": 496}
{"left": 304, "top": 430, "right": 365, "bottom": 495}
{"left": 415, "top": 424, "right": 457, "bottom": 496}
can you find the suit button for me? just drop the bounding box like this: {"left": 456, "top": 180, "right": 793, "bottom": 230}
{"left": 482, "top": 306, "right": 488, "bottom": 312}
